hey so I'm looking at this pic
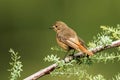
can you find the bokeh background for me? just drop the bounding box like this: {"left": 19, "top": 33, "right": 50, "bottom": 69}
{"left": 0, "top": 0, "right": 120, "bottom": 80}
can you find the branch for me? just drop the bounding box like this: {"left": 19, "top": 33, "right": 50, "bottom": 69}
{"left": 24, "top": 40, "right": 120, "bottom": 80}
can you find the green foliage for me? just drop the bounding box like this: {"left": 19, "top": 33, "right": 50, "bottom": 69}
{"left": 44, "top": 54, "right": 120, "bottom": 80}
{"left": 8, "top": 48, "right": 23, "bottom": 80}
{"left": 51, "top": 65, "right": 88, "bottom": 79}
{"left": 101, "top": 25, "right": 120, "bottom": 39}
{"left": 112, "top": 73, "right": 120, "bottom": 80}
{"left": 45, "top": 25, "right": 120, "bottom": 80}
{"left": 91, "top": 52, "right": 120, "bottom": 63}
{"left": 89, "top": 74, "right": 106, "bottom": 80}
{"left": 88, "top": 31, "right": 113, "bottom": 49}
{"left": 44, "top": 54, "right": 75, "bottom": 68}
{"left": 88, "top": 25, "right": 120, "bottom": 49}
{"left": 44, "top": 54, "right": 60, "bottom": 63}
{"left": 50, "top": 46, "right": 66, "bottom": 52}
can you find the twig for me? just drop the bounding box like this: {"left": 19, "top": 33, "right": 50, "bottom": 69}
{"left": 24, "top": 40, "right": 120, "bottom": 80}
{"left": 24, "top": 64, "right": 57, "bottom": 80}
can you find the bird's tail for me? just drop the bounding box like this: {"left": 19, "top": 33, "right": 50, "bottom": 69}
{"left": 78, "top": 44, "right": 93, "bottom": 56}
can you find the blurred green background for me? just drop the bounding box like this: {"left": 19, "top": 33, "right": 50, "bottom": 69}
{"left": 0, "top": 0, "right": 120, "bottom": 80}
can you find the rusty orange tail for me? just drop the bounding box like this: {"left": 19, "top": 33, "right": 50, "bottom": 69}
{"left": 78, "top": 44, "right": 93, "bottom": 56}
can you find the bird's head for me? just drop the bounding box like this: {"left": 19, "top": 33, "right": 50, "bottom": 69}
{"left": 50, "top": 21, "right": 68, "bottom": 33}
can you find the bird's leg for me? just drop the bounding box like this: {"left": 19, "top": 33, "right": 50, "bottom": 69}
{"left": 71, "top": 49, "right": 75, "bottom": 55}
{"left": 86, "top": 54, "right": 89, "bottom": 58}
{"left": 64, "top": 49, "right": 75, "bottom": 58}
{"left": 63, "top": 51, "right": 69, "bottom": 59}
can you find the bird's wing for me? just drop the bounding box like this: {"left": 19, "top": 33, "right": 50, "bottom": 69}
{"left": 65, "top": 37, "right": 93, "bottom": 56}
{"left": 57, "top": 28, "right": 86, "bottom": 51}
{"left": 78, "top": 37, "right": 84, "bottom": 44}
{"left": 78, "top": 37, "right": 87, "bottom": 49}
{"left": 66, "top": 37, "right": 81, "bottom": 49}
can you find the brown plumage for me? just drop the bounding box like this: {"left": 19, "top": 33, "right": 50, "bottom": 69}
{"left": 51, "top": 21, "right": 93, "bottom": 56}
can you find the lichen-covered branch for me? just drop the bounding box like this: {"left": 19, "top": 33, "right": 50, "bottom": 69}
{"left": 24, "top": 40, "right": 120, "bottom": 80}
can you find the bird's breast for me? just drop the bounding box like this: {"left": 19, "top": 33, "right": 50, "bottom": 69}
{"left": 56, "top": 35, "right": 69, "bottom": 50}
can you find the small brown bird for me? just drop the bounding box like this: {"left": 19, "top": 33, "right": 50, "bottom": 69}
{"left": 51, "top": 21, "right": 93, "bottom": 56}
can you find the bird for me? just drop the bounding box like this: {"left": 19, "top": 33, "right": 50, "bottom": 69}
{"left": 50, "top": 21, "right": 93, "bottom": 56}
